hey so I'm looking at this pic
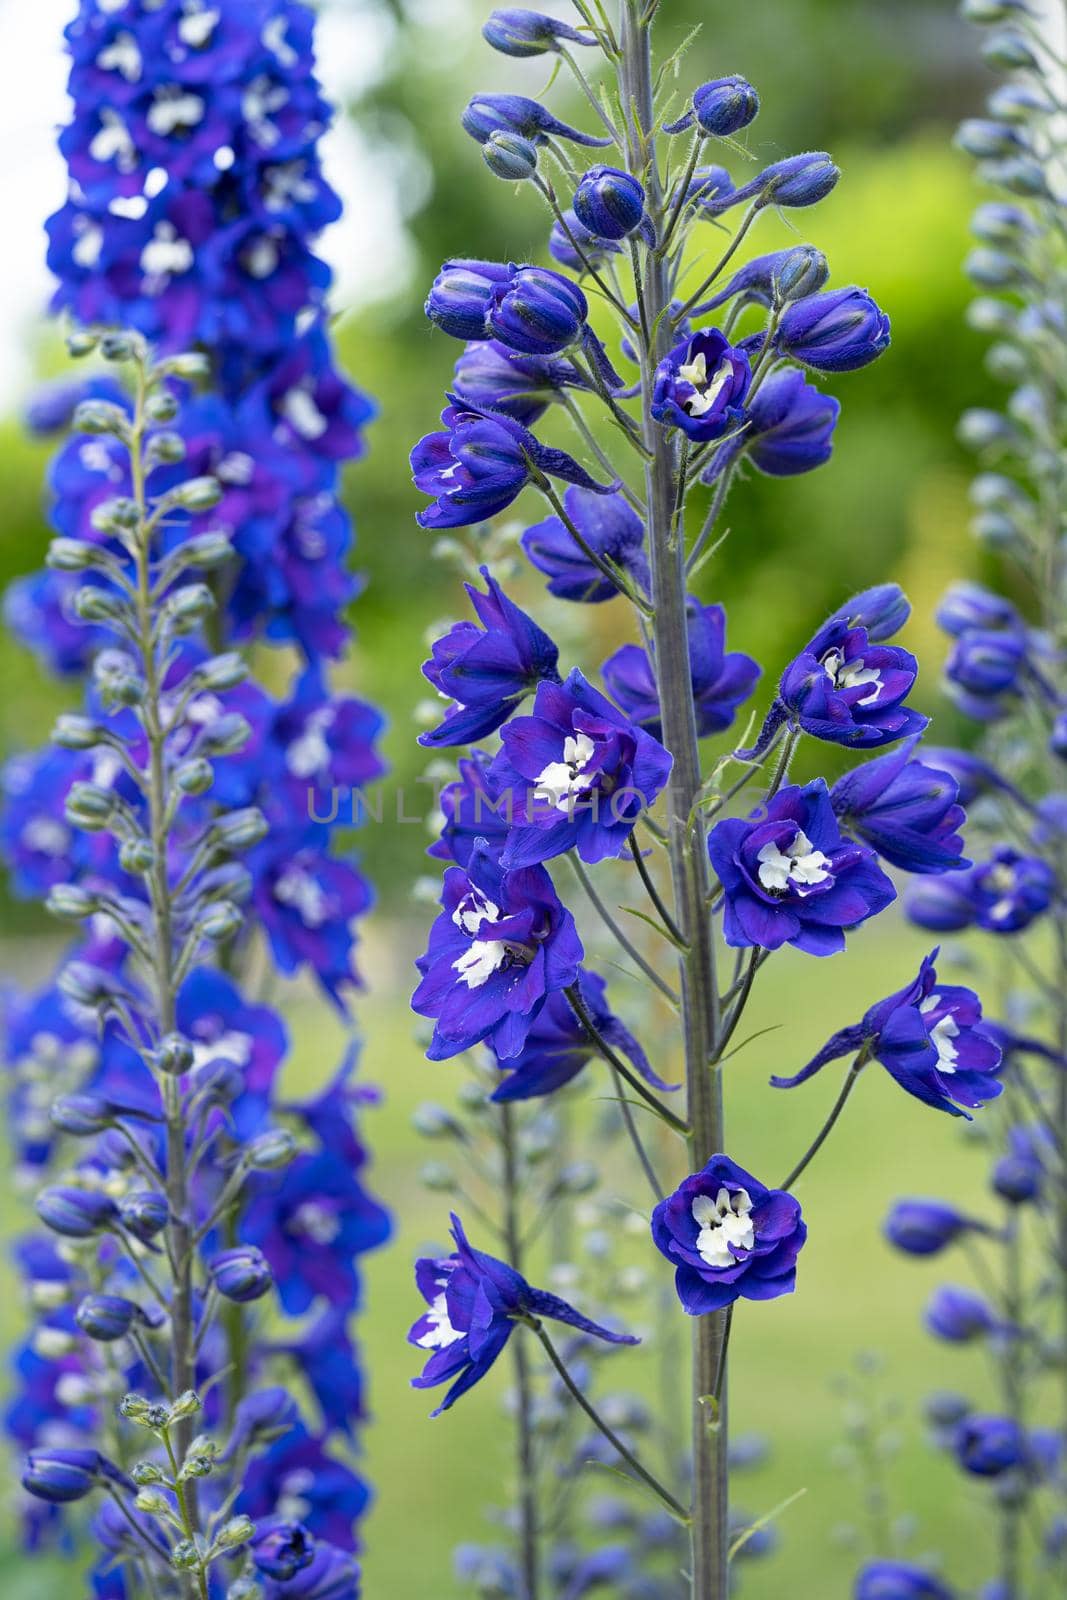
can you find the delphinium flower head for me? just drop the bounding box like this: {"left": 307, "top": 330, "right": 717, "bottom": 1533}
{"left": 854, "top": 1562, "right": 957, "bottom": 1599}
{"left": 831, "top": 736, "right": 969, "bottom": 874}
{"left": 410, "top": 1214, "right": 636, "bottom": 1414}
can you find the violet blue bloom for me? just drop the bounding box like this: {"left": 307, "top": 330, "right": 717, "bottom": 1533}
{"left": 549, "top": 208, "right": 624, "bottom": 272}
{"left": 954, "top": 1415, "right": 1029, "bottom": 1477}
{"left": 944, "top": 628, "right": 1029, "bottom": 721}
{"left": 651, "top": 329, "right": 752, "bottom": 442}
{"left": 829, "top": 583, "right": 912, "bottom": 643}
{"left": 775, "top": 614, "right": 927, "bottom": 748}
{"left": 412, "top": 840, "right": 584, "bottom": 1060}
{"left": 707, "top": 365, "right": 839, "bottom": 480}
{"left": 906, "top": 848, "right": 1055, "bottom": 935}
{"left": 452, "top": 340, "right": 582, "bottom": 427}
{"left": 462, "top": 93, "right": 611, "bottom": 150}
{"left": 664, "top": 76, "right": 760, "bottom": 138}
{"left": 521, "top": 487, "right": 650, "bottom": 603}
{"left": 918, "top": 746, "right": 1018, "bottom": 808}
{"left": 490, "top": 670, "right": 673, "bottom": 868}
{"left": 419, "top": 568, "right": 560, "bottom": 747}
{"left": 601, "top": 599, "right": 760, "bottom": 740}
{"left": 490, "top": 969, "right": 675, "bottom": 1102}
{"left": 483, "top": 9, "right": 595, "bottom": 57}
{"left": 776, "top": 287, "right": 891, "bottom": 372}
{"left": 425, "top": 259, "right": 514, "bottom": 340}
{"left": 486, "top": 266, "right": 589, "bottom": 357}
{"left": 771, "top": 949, "right": 1002, "bottom": 1116}
{"left": 411, "top": 397, "right": 614, "bottom": 531}
{"left": 884, "top": 1200, "right": 985, "bottom": 1256}
{"left": 707, "top": 779, "right": 896, "bottom": 956}
{"left": 429, "top": 751, "right": 512, "bottom": 868}
{"left": 410, "top": 1214, "right": 636, "bottom": 1414}
{"left": 854, "top": 1562, "right": 956, "bottom": 1600}
{"left": 936, "top": 581, "right": 1022, "bottom": 636}
{"left": 925, "top": 1285, "right": 1001, "bottom": 1343}
{"left": 831, "top": 735, "right": 969, "bottom": 875}
{"left": 651, "top": 1155, "right": 806, "bottom": 1315}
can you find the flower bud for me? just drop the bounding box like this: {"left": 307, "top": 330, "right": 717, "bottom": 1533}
{"left": 121, "top": 1393, "right": 170, "bottom": 1428}
{"left": 216, "top": 1516, "right": 256, "bottom": 1550}
{"left": 211, "top": 807, "right": 269, "bottom": 851}
{"left": 251, "top": 1519, "right": 315, "bottom": 1580}
{"left": 686, "top": 76, "right": 760, "bottom": 137}
{"left": 90, "top": 496, "right": 139, "bottom": 534}
{"left": 983, "top": 156, "right": 1050, "bottom": 197}
{"left": 195, "top": 651, "right": 248, "bottom": 692}
{"left": 147, "top": 431, "right": 187, "bottom": 466}
{"left": 120, "top": 836, "right": 157, "bottom": 874}
{"left": 829, "top": 583, "right": 910, "bottom": 642}
{"left": 419, "top": 1161, "right": 457, "bottom": 1191}
{"left": 210, "top": 1246, "right": 273, "bottom": 1303}
{"left": 46, "top": 537, "right": 97, "bottom": 571}
{"left": 982, "top": 29, "right": 1040, "bottom": 68}
{"left": 925, "top": 1284, "right": 997, "bottom": 1342}
{"left": 179, "top": 531, "right": 233, "bottom": 569}
{"left": 992, "top": 1154, "right": 1041, "bottom": 1203}
{"left": 73, "top": 400, "right": 129, "bottom": 437}
{"left": 160, "top": 352, "right": 211, "bottom": 380}
{"left": 72, "top": 587, "right": 127, "bottom": 625}
{"left": 955, "top": 118, "right": 1027, "bottom": 160}
{"left": 170, "top": 477, "right": 222, "bottom": 511}
{"left": 971, "top": 202, "right": 1035, "bottom": 245}
{"left": 168, "top": 1390, "right": 202, "bottom": 1422}
{"left": 426, "top": 259, "right": 512, "bottom": 341}
{"left": 199, "top": 713, "right": 251, "bottom": 756}
{"left": 957, "top": 408, "right": 1018, "bottom": 451}
{"left": 757, "top": 152, "right": 839, "bottom": 209}
{"left": 966, "top": 248, "right": 1026, "bottom": 290}
{"left": 172, "top": 1539, "right": 204, "bottom": 1570}
{"left": 164, "top": 583, "right": 216, "bottom": 627}
{"left": 22, "top": 1447, "right": 104, "bottom": 1503}
{"left": 924, "top": 1390, "right": 972, "bottom": 1428}
{"left": 67, "top": 331, "right": 99, "bottom": 358}
{"left": 776, "top": 287, "right": 891, "bottom": 373}
{"left": 36, "top": 1186, "right": 117, "bottom": 1238}
{"left": 486, "top": 265, "right": 588, "bottom": 356}
{"left": 52, "top": 713, "right": 105, "bottom": 750}
{"left": 145, "top": 390, "right": 180, "bottom": 423}
{"left": 987, "top": 82, "right": 1054, "bottom": 122}
{"left": 119, "top": 1190, "right": 169, "bottom": 1242}
{"left": 76, "top": 1293, "right": 139, "bottom": 1342}
{"left": 936, "top": 580, "right": 1020, "bottom": 635}
{"left": 46, "top": 883, "right": 98, "bottom": 920}
{"left": 65, "top": 781, "right": 117, "bottom": 831}
{"left": 984, "top": 341, "right": 1027, "bottom": 383}
{"left": 573, "top": 166, "right": 647, "bottom": 241}
{"left": 131, "top": 1461, "right": 167, "bottom": 1487}
{"left": 885, "top": 1200, "right": 975, "bottom": 1256}
{"left": 135, "top": 1488, "right": 173, "bottom": 1516}
{"left": 246, "top": 1130, "right": 298, "bottom": 1170}
{"left": 175, "top": 757, "right": 215, "bottom": 796}
{"left": 57, "top": 960, "right": 120, "bottom": 1010}
{"left": 51, "top": 1093, "right": 117, "bottom": 1136}
{"left": 482, "top": 8, "right": 593, "bottom": 56}
{"left": 772, "top": 245, "right": 829, "bottom": 304}
{"left": 955, "top": 1414, "right": 1028, "bottom": 1477}
{"left": 483, "top": 131, "right": 538, "bottom": 181}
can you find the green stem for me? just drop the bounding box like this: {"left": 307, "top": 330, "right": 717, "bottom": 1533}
{"left": 565, "top": 984, "right": 689, "bottom": 1135}
{"left": 501, "top": 1105, "right": 540, "bottom": 1600}
{"left": 780, "top": 1057, "right": 865, "bottom": 1191}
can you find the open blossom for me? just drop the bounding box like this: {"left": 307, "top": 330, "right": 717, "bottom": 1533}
{"left": 489, "top": 969, "right": 676, "bottom": 1102}
{"left": 410, "top": 1214, "right": 636, "bottom": 1415}
{"left": 651, "top": 329, "right": 752, "bottom": 442}
{"left": 831, "top": 735, "right": 969, "bottom": 875}
{"left": 772, "top": 949, "right": 1002, "bottom": 1115}
{"left": 708, "top": 778, "right": 896, "bottom": 956}
{"left": 906, "top": 847, "right": 1055, "bottom": 935}
{"left": 412, "top": 840, "right": 584, "bottom": 1060}
{"left": 419, "top": 568, "right": 560, "bottom": 747}
{"left": 777, "top": 614, "right": 927, "bottom": 748}
{"left": 651, "top": 1156, "right": 806, "bottom": 1315}
{"left": 602, "top": 599, "right": 760, "bottom": 740}
{"left": 428, "top": 751, "right": 511, "bottom": 868}
{"left": 490, "top": 670, "right": 673, "bottom": 868}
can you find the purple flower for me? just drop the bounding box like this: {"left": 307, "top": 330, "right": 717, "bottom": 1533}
{"left": 830, "top": 736, "right": 969, "bottom": 874}
{"left": 906, "top": 848, "right": 1055, "bottom": 935}
{"left": 854, "top": 1562, "right": 956, "bottom": 1600}
{"left": 936, "top": 581, "right": 1021, "bottom": 636}
{"left": 411, "top": 397, "right": 614, "bottom": 531}
{"left": 486, "top": 266, "right": 588, "bottom": 357}
{"left": 925, "top": 1285, "right": 1000, "bottom": 1342}
{"left": 261, "top": 1545, "right": 361, "bottom": 1600}
{"left": 521, "top": 487, "right": 649, "bottom": 604}
{"left": 772, "top": 949, "right": 1002, "bottom": 1115}
{"left": 651, "top": 329, "right": 752, "bottom": 442}
{"left": 412, "top": 840, "right": 584, "bottom": 1060}
{"left": 651, "top": 1156, "right": 806, "bottom": 1315}
{"left": 742, "top": 366, "right": 840, "bottom": 477}
{"left": 462, "top": 93, "right": 611, "bottom": 151}
{"left": 776, "top": 614, "right": 927, "bottom": 748}
{"left": 251, "top": 841, "right": 372, "bottom": 1006}
{"left": 489, "top": 670, "right": 673, "bottom": 868}
{"left": 429, "top": 751, "right": 512, "bottom": 868}
{"left": 490, "top": 969, "right": 675, "bottom": 1101}
{"left": 776, "top": 287, "right": 891, "bottom": 372}
{"left": 237, "top": 1421, "right": 368, "bottom": 1551}
{"left": 708, "top": 779, "right": 896, "bottom": 956}
{"left": 452, "top": 340, "right": 581, "bottom": 426}
{"left": 483, "top": 9, "right": 595, "bottom": 57}
{"left": 944, "top": 628, "right": 1029, "bottom": 721}
{"left": 419, "top": 568, "right": 559, "bottom": 747}
{"left": 665, "top": 77, "right": 760, "bottom": 138}
{"left": 251, "top": 1518, "right": 315, "bottom": 1581}
{"left": 573, "top": 166, "right": 648, "bottom": 242}
{"left": 953, "top": 1415, "right": 1029, "bottom": 1477}
{"left": 410, "top": 1214, "right": 636, "bottom": 1415}
{"left": 602, "top": 599, "right": 759, "bottom": 740}
{"left": 426, "top": 260, "right": 514, "bottom": 339}
{"left": 884, "top": 1200, "right": 985, "bottom": 1255}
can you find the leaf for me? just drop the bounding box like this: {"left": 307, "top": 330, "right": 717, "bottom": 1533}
{"left": 728, "top": 1488, "right": 808, "bottom": 1560}
{"left": 718, "top": 1024, "right": 785, "bottom": 1065}
{"left": 620, "top": 903, "right": 689, "bottom": 950}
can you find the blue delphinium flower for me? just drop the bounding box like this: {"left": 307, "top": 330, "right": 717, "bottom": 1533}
{"left": 943, "top": 628, "right": 1031, "bottom": 721}
{"left": 772, "top": 949, "right": 1002, "bottom": 1115}
{"left": 884, "top": 1200, "right": 986, "bottom": 1255}
{"left": 664, "top": 76, "right": 761, "bottom": 139}
{"left": 906, "top": 847, "right": 1055, "bottom": 934}
{"left": 831, "top": 735, "right": 969, "bottom": 874}
{"left": 601, "top": 599, "right": 760, "bottom": 740}
{"left": 775, "top": 286, "right": 891, "bottom": 372}
{"left": 953, "top": 1415, "right": 1029, "bottom": 1477}
{"left": 651, "top": 329, "right": 752, "bottom": 442}
{"left": 734, "top": 365, "right": 840, "bottom": 477}
{"left": 651, "top": 1156, "right": 806, "bottom": 1315}
{"left": 411, "top": 397, "right": 614, "bottom": 530}
{"left": 428, "top": 751, "right": 511, "bottom": 869}
{"left": 419, "top": 568, "right": 560, "bottom": 748}
{"left": 708, "top": 779, "right": 896, "bottom": 955}
{"left": 489, "top": 969, "right": 675, "bottom": 1102}
{"left": 409, "top": 1214, "right": 636, "bottom": 1414}
{"left": 482, "top": 9, "right": 595, "bottom": 58}
{"left": 462, "top": 92, "right": 610, "bottom": 150}
{"left": 925, "top": 1285, "right": 1001, "bottom": 1343}
{"left": 776, "top": 613, "right": 927, "bottom": 748}
{"left": 521, "top": 488, "right": 650, "bottom": 603}
{"left": 452, "top": 340, "right": 583, "bottom": 426}
{"left": 490, "top": 670, "right": 673, "bottom": 867}
{"left": 412, "top": 840, "right": 584, "bottom": 1060}
{"left": 854, "top": 1561, "right": 956, "bottom": 1600}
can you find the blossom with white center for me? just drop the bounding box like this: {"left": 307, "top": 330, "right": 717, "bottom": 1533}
{"left": 147, "top": 90, "right": 206, "bottom": 137}
{"left": 109, "top": 195, "right": 149, "bottom": 220}
{"left": 242, "top": 236, "right": 280, "bottom": 279}
{"left": 286, "top": 707, "right": 336, "bottom": 778}
{"left": 757, "top": 829, "right": 831, "bottom": 894}
{"left": 263, "top": 14, "right": 299, "bottom": 68}
{"left": 274, "top": 865, "right": 328, "bottom": 926}
{"left": 72, "top": 223, "right": 104, "bottom": 271}
{"left": 282, "top": 384, "right": 329, "bottom": 442}
{"left": 678, "top": 349, "right": 736, "bottom": 418}
{"left": 263, "top": 161, "right": 317, "bottom": 213}
{"left": 822, "top": 648, "right": 883, "bottom": 705}
{"left": 452, "top": 939, "right": 510, "bottom": 989}
{"left": 692, "top": 1187, "right": 755, "bottom": 1269}
{"left": 22, "top": 818, "right": 70, "bottom": 857}
{"left": 140, "top": 224, "right": 194, "bottom": 281}
{"left": 189, "top": 1029, "right": 253, "bottom": 1072}
{"left": 97, "top": 33, "right": 142, "bottom": 83}
{"left": 920, "top": 995, "right": 961, "bottom": 1073}
{"left": 534, "top": 732, "right": 596, "bottom": 811}
{"left": 291, "top": 1200, "right": 341, "bottom": 1246}
{"left": 90, "top": 111, "right": 135, "bottom": 168}
{"left": 452, "top": 888, "right": 500, "bottom": 936}
{"left": 416, "top": 1287, "right": 463, "bottom": 1350}
{"left": 177, "top": 8, "right": 220, "bottom": 49}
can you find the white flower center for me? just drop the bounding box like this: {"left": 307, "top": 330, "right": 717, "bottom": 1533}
{"left": 535, "top": 733, "right": 596, "bottom": 811}
{"left": 90, "top": 110, "right": 135, "bottom": 167}
{"left": 452, "top": 940, "right": 510, "bottom": 989}
{"left": 920, "top": 996, "right": 960, "bottom": 1073}
{"left": 242, "top": 236, "right": 280, "bottom": 279}
{"left": 417, "top": 1288, "right": 463, "bottom": 1350}
{"left": 282, "top": 384, "right": 329, "bottom": 441}
{"left": 678, "top": 349, "right": 736, "bottom": 418}
{"left": 97, "top": 33, "right": 142, "bottom": 82}
{"left": 147, "top": 89, "right": 206, "bottom": 137}
{"left": 452, "top": 889, "right": 501, "bottom": 936}
{"left": 756, "top": 830, "right": 831, "bottom": 895}
{"left": 140, "top": 224, "right": 194, "bottom": 282}
{"left": 189, "top": 1029, "right": 252, "bottom": 1072}
{"left": 692, "top": 1187, "right": 755, "bottom": 1270}
{"left": 291, "top": 1200, "right": 341, "bottom": 1245}
{"left": 823, "top": 648, "right": 883, "bottom": 705}
{"left": 178, "top": 8, "right": 220, "bottom": 48}
{"left": 286, "top": 707, "right": 336, "bottom": 778}
{"left": 274, "top": 865, "right": 328, "bottom": 927}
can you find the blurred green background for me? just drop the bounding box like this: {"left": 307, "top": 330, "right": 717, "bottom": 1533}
{"left": 0, "top": 0, "right": 1024, "bottom": 1595}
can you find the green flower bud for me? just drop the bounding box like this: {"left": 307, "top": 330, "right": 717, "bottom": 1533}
{"left": 52, "top": 714, "right": 105, "bottom": 750}
{"left": 171, "top": 476, "right": 223, "bottom": 512}
{"left": 46, "top": 884, "right": 98, "bottom": 921}
{"left": 199, "top": 901, "right": 243, "bottom": 942}
{"left": 214, "top": 1516, "right": 255, "bottom": 1550}
{"left": 135, "top": 1488, "right": 173, "bottom": 1516}
{"left": 145, "top": 391, "right": 180, "bottom": 423}
{"left": 131, "top": 1461, "right": 168, "bottom": 1487}
{"left": 168, "top": 1389, "right": 202, "bottom": 1423}
{"left": 175, "top": 758, "right": 215, "bottom": 796}
{"left": 247, "top": 1130, "right": 298, "bottom": 1170}
{"left": 73, "top": 400, "right": 129, "bottom": 437}
{"left": 47, "top": 538, "right": 97, "bottom": 571}
{"left": 66, "top": 331, "right": 99, "bottom": 359}
{"left": 120, "top": 837, "right": 157, "bottom": 874}
{"left": 72, "top": 587, "right": 127, "bottom": 624}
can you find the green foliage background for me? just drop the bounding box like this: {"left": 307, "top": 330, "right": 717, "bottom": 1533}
{"left": 0, "top": 1, "right": 1021, "bottom": 1595}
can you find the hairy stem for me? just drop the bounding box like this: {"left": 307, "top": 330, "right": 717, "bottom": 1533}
{"left": 501, "top": 1104, "right": 540, "bottom": 1600}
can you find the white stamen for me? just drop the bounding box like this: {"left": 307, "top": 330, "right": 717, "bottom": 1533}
{"left": 756, "top": 829, "right": 831, "bottom": 895}
{"left": 534, "top": 733, "right": 596, "bottom": 811}
{"left": 147, "top": 90, "right": 206, "bottom": 137}
{"left": 823, "top": 648, "right": 883, "bottom": 705}
{"left": 452, "top": 940, "right": 509, "bottom": 989}
{"left": 678, "top": 349, "right": 735, "bottom": 419}
{"left": 274, "top": 865, "right": 328, "bottom": 927}
{"left": 97, "top": 33, "right": 142, "bottom": 82}
{"left": 286, "top": 708, "right": 336, "bottom": 778}
{"left": 178, "top": 8, "right": 220, "bottom": 48}
{"left": 242, "top": 236, "right": 280, "bottom": 279}
{"left": 692, "top": 1187, "right": 755, "bottom": 1270}
{"left": 140, "top": 224, "right": 194, "bottom": 281}
{"left": 416, "top": 1287, "right": 463, "bottom": 1350}
{"left": 89, "top": 111, "right": 135, "bottom": 167}
{"left": 72, "top": 224, "right": 104, "bottom": 270}
{"left": 452, "top": 889, "right": 501, "bottom": 936}
{"left": 282, "top": 385, "right": 329, "bottom": 441}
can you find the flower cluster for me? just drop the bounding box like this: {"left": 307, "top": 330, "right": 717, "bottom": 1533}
{"left": 864, "top": 5, "right": 1067, "bottom": 1594}
{"left": 403, "top": 8, "right": 976, "bottom": 1594}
